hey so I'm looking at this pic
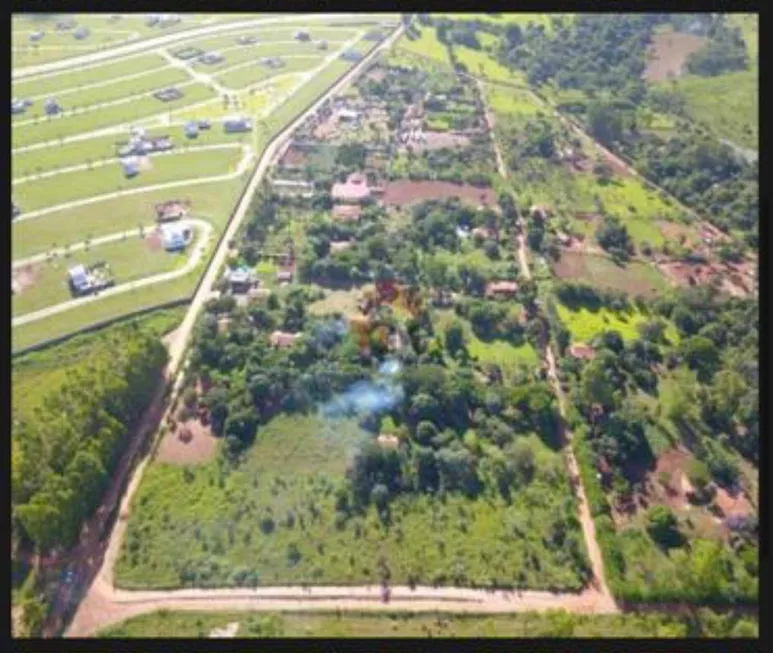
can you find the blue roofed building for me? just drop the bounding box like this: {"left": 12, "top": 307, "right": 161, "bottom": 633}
{"left": 223, "top": 116, "right": 252, "bottom": 133}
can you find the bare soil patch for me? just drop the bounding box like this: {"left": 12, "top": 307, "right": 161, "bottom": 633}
{"left": 657, "top": 220, "right": 697, "bottom": 246}
{"left": 156, "top": 418, "right": 218, "bottom": 465}
{"left": 413, "top": 131, "right": 471, "bottom": 152}
{"left": 643, "top": 29, "right": 707, "bottom": 82}
{"left": 714, "top": 485, "right": 753, "bottom": 520}
{"left": 12, "top": 263, "right": 41, "bottom": 295}
{"left": 552, "top": 251, "right": 666, "bottom": 298}
{"left": 599, "top": 149, "right": 632, "bottom": 178}
{"left": 280, "top": 146, "right": 308, "bottom": 167}
{"left": 382, "top": 180, "right": 496, "bottom": 207}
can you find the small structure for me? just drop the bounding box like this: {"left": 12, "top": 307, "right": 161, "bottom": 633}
{"left": 317, "top": 40, "right": 328, "bottom": 50}
{"left": 43, "top": 98, "right": 61, "bottom": 116}
{"left": 56, "top": 18, "right": 77, "bottom": 31}
{"left": 485, "top": 280, "right": 519, "bottom": 299}
{"left": 12, "top": 202, "right": 21, "bottom": 219}
{"left": 29, "top": 31, "right": 45, "bottom": 42}
{"left": 184, "top": 121, "right": 199, "bottom": 139}
{"left": 161, "top": 224, "right": 192, "bottom": 251}
{"left": 73, "top": 26, "right": 90, "bottom": 40}
{"left": 237, "top": 34, "right": 259, "bottom": 45}
{"left": 337, "top": 108, "right": 360, "bottom": 124}
{"left": 145, "top": 14, "right": 160, "bottom": 27}
{"left": 294, "top": 30, "right": 310, "bottom": 41}
{"left": 332, "top": 204, "right": 362, "bottom": 222}
{"left": 331, "top": 172, "right": 371, "bottom": 204}
{"left": 223, "top": 116, "right": 252, "bottom": 133}
{"left": 271, "top": 179, "right": 314, "bottom": 198}
{"left": 68, "top": 264, "right": 91, "bottom": 295}
{"left": 158, "top": 14, "right": 182, "bottom": 28}
{"left": 198, "top": 119, "right": 211, "bottom": 130}
{"left": 276, "top": 270, "right": 293, "bottom": 284}
{"left": 340, "top": 50, "right": 363, "bottom": 62}
{"left": 260, "top": 56, "right": 285, "bottom": 69}
{"left": 154, "top": 87, "right": 184, "bottom": 102}
{"left": 472, "top": 226, "right": 498, "bottom": 242}
{"left": 11, "top": 99, "right": 27, "bottom": 115}
{"left": 568, "top": 342, "right": 596, "bottom": 360}
{"left": 226, "top": 267, "right": 255, "bottom": 293}
{"left": 329, "top": 240, "right": 354, "bottom": 254}
{"left": 377, "top": 433, "right": 399, "bottom": 449}
{"left": 121, "top": 157, "right": 140, "bottom": 178}
{"left": 199, "top": 51, "right": 224, "bottom": 65}
{"left": 270, "top": 330, "right": 301, "bottom": 348}
{"left": 68, "top": 262, "right": 113, "bottom": 296}
{"left": 154, "top": 200, "right": 188, "bottom": 223}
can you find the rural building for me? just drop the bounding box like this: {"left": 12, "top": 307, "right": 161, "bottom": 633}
{"left": 271, "top": 179, "right": 314, "bottom": 198}
{"left": 294, "top": 30, "right": 311, "bottom": 41}
{"left": 184, "top": 121, "right": 199, "bottom": 138}
{"left": 226, "top": 267, "right": 255, "bottom": 292}
{"left": 270, "top": 330, "right": 301, "bottom": 347}
{"left": 340, "top": 50, "right": 363, "bottom": 62}
{"left": 68, "top": 265, "right": 91, "bottom": 295}
{"left": 161, "top": 224, "right": 192, "bottom": 251}
{"left": 260, "top": 56, "right": 285, "bottom": 69}
{"left": 377, "top": 433, "right": 399, "bottom": 449}
{"left": 73, "top": 26, "right": 90, "bottom": 39}
{"left": 569, "top": 342, "right": 596, "bottom": 360}
{"left": 121, "top": 158, "right": 140, "bottom": 178}
{"left": 485, "top": 281, "right": 519, "bottom": 298}
{"left": 276, "top": 270, "right": 293, "bottom": 284}
{"left": 29, "top": 30, "right": 45, "bottom": 42}
{"left": 67, "top": 262, "right": 113, "bottom": 296}
{"left": 329, "top": 240, "right": 354, "bottom": 253}
{"left": 199, "top": 51, "right": 224, "bottom": 65}
{"left": 158, "top": 14, "right": 182, "bottom": 27}
{"left": 198, "top": 119, "right": 211, "bottom": 130}
{"left": 44, "top": 98, "right": 61, "bottom": 116}
{"left": 332, "top": 204, "right": 362, "bottom": 222}
{"left": 223, "top": 116, "right": 252, "bottom": 133}
{"left": 237, "top": 34, "right": 259, "bottom": 45}
{"left": 331, "top": 172, "right": 371, "bottom": 203}
{"left": 472, "top": 226, "right": 498, "bottom": 241}
{"left": 317, "top": 40, "right": 328, "bottom": 50}
{"left": 337, "top": 108, "right": 360, "bottom": 123}
{"left": 56, "top": 18, "right": 77, "bottom": 31}
{"left": 11, "top": 99, "right": 27, "bottom": 115}
{"left": 12, "top": 202, "right": 21, "bottom": 219}
{"left": 154, "top": 87, "right": 184, "bottom": 102}
{"left": 155, "top": 200, "right": 188, "bottom": 222}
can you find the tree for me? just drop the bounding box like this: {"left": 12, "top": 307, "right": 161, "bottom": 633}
{"left": 679, "top": 335, "right": 719, "bottom": 381}
{"left": 646, "top": 505, "right": 682, "bottom": 548}
{"left": 370, "top": 483, "right": 390, "bottom": 510}
{"left": 579, "top": 359, "right": 617, "bottom": 410}
{"left": 587, "top": 102, "right": 623, "bottom": 146}
{"left": 444, "top": 320, "right": 466, "bottom": 357}
{"left": 506, "top": 439, "right": 536, "bottom": 485}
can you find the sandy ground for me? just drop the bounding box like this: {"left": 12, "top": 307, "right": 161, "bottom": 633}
{"left": 156, "top": 418, "right": 219, "bottom": 465}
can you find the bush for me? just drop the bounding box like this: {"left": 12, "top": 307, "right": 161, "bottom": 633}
{"left": 646, "top": 505, "right": 682, "bottom": 548}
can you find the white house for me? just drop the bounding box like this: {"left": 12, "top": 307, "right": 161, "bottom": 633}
{"left": 161, "top": 224, "right": 192, "bottom": 251}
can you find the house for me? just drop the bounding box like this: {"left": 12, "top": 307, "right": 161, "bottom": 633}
{"left": 184, "top": 121, "right": 199, "bottom": 139}
{"left": 68, "top": 265, "right": 91, "bottom": 295}
{"left": 237, "top": 35, "right": 259, "bottom": 45}
{"left": 331, "top": 172, "right": 371, "bottom": 204}
{"left": 73, "top": 26, "right": 90, "bottom": 39}
{"left": 154, "top": 87, "right": 184, "bottom": 102}
{"left": 155, "top": 200, "right": 188, "bottom": 223}
{"left": 472, "top": 226, "right": 498, "bottom": 241}
{"left": 270, "top": 330, "right": 301, "bottom": 348}
{"left": 329, "top": 240, "right": 354, "bottom": 254}
{"left": 332, "top": 204, "right": 362, "bottom": 222}
{"left": 29, "top": 31, "right": 45, "bottom": 42}
{"left": 223, "top": 116, "right": 252, "bottom": 133}
{"left": 158, "top": 14, "right": 181, "bottom": 27}
{"left": 317, "top": 40, "right": 328, "bottom": 50}
{"left": 226, "top": 267, "right": 254, "bottom": 293}
{"left": 337, "top": 108, "right": 360, "bottom": 123}
{"left": 276, "top": 270, "right": 293, "bottom": 284}
{"left": 121, "top": 158, "right": 140, "bottom": 178}
{"left": 198, "top": 119, "right": 211, "bottom": 130}
{"left": 260, "top": 56, "right": 284, "bottom": 69}
{"left": 199, "top": 51, "right": 224, "bottom": 65}
{"left": 485, "top": 281, "right": 519, "bottom": 298}
{"left": 294, "top": 30, "right": 310, "bottom": 41}
{"left": 340, "top": 50, "right": 363, "bottom": 62}
{"left": 44, "top": 98, "right": 61, "bottom": 116}
{"left": 569, "top": 342, "right": 596, "bottom": 360}
{"left": 11, "top": 99, "right": 27, "bottom": 115}
{"left": 377, "top": 433, "right": 399, "bottom": 449}
{"left": 161, "top": 224, "right": 192, "bottom": 251}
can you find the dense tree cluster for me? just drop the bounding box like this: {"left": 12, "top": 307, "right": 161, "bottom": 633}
{"left": 685, "top": 21, "right": 749, "bottom": 76}
{"left": 13, "top": 329, "right": 168, "bottom": 551}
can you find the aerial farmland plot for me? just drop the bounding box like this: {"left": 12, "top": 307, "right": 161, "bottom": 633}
{"left": 11, "top": 12, "right": 396, "bottom": 351}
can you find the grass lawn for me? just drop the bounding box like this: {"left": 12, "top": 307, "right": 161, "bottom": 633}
{"left": 556, "top": 302, "right": 679, "bottom": 344}
{"left": 115, "top": 413, "right": 586, "bottom": 592}
{"left": 396, "top": 28, "right": 452, "bottom": 68}
{"left": 307, "top": 287, "right": 362, "bottom": 316}
{"left": 17, "top": 68, "right": 190, "bottom": 120}
{"left": 97, "top": 606, "right": 755, "bottom": 638}
{"left": 12, "top": 233, "right": 195, "bottom": 317}
{"left": 13, "top": 177, "right": 245, "bottom": 260}
{"left": 12, "top": 305, "right": 185, "bottom": 417}
{"left": 486, "top": 84, "right": 542, "bottom": 117}
{"left": 13, "top": 147, "right": 244, "bottom": 212}
{"left": 216, "top": 55, "right": 326, "bottom": 91}
{"left": 12, "top": 265, "right": 200, "bottom": 352}
{"left": 12, "top": 82, "right": 217, "bottom": 149}
{"left": 453, "top": 44, "right": 527, "bottom": 86}
{"left": 180, "top": 26, "right": 361, "bottom": 56}
{"left": 12, "top": 54, "right": 169, "bottom": 99}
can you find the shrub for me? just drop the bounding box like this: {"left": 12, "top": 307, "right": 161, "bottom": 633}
{"left": 646, "top": 505, "right": 683, "bottom": 548}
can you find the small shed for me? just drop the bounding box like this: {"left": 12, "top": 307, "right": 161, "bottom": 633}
{"left": 569, "top": 342, "right": 596, "bottom": 360}
{"left": 11, "top": 99, "right": 27, "bottom": 115}
{"left": 161, "top": 224, "right": 191, "bottom": 251}
{"left": 226, "top": 267, "right": 254, "bottom": 292}
{"left": 340, "top": 50, "right": 363, "bottom": 62}
{"left": 223, "top": 116, "right": 252, "bottom": 133}
{"left": 317, "top": 40, "right": 328, "bottom": 50}
{"left": 184, "top": 121, "right": 199, "bottom": 138}
{"left": 44, "top": 98, "right": 61, "bottom": 116}
{"left": 73, "top": 26, "right": 90, "bottom": 40}
{"left": 199, "top": 51, "right": 224, "bottom": 65}
{"left": 198, "top": 119, "right": 211, "bottom": 130}
{"left": 155, "top": 200, "right": 188, "bottom": 223}
{"left": 485, "top": 281, "right": 518, "bottom": 298}
{"left": 276, "top": 270, "right": 293, "bottom": 284}
{"left": 29, "top": 31, "right": 45, "bottom": 42}
{"left": 68, "top": 265, "right": 90, "bottom": 294}
{"left": 270, "top": 330, "right": 301, "bottom": 348}
{"left": 121, "top": 158, "right": 140, "bottom": 178}
{"left": 294, "top": 30, "right": 310, "bottom": 41}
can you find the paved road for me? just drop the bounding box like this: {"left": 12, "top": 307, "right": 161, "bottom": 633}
{"left": 14, "top": 14, "right": 388, "bottom": 79}
{"left": 13, "top": 219, "right": 213, "bottom": 327}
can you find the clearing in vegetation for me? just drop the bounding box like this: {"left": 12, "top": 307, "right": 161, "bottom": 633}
{"left": 643, "top": 28, "right": 707, "bottom": 82}
{"left": 556, "top": 302, "right": 679, "bottom": 345}
{"left": 382, "top": 181, "right": 496, "bottom": 208}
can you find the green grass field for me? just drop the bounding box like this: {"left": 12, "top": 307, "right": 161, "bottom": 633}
{"left": 13, "top": 147, "right": 244, "bottom": 212}
{"left": 13, "top": 233, "right": 195, "bottom": 317}
{"left": 12, "top": 53, "right": 169, "bottom": 99}
{"left": 434, "top": 13, "right": 562, "bottom": 32}
{"left": 216, "top": 55, "right": 326, "bottom": 91}
{"left": 13, "top": 177, "right": 246, "bottom": 259}
{"left": 486, "top": 84, "right": 542, "bottom": 116}
{"left": 397, "top": 28, "right": 452, "bottom": 68}
{"left": 556, "top": 302, "right": 679, "bottom": 344}
{"left": 115, "top": 412, "right": 586, "bottom": 591}
{"left": 454, "top": 42, "right": 528, "bottom": 86}
{"left": 97, "top": 606, "right": 757, "bottom": 638}
{"left": 12, "top": 82, "right": 217, "bottom": 149}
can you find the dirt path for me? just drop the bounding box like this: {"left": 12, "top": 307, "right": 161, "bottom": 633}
{"left": 480, "top": 77, "right": 615, "bottom": 609}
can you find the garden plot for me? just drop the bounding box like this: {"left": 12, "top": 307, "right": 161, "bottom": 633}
{"left": 551, "top": 251, "right": 670, "bottom": 299}
{"left": 115, "top": 413, "right": 587, "bottom": 592}
{"left": 215, "top": 55, "right": 327, "bottom": 91}
{"left": 643, "top": 27, "right": 707, "bottom": 82}
{"left": 12, "top": 53, "right": 168, "bottom": 98}
{"left": 12, "top": 233, "right": 192, "bottom": 317}
{"left": 12, "top": 83, "right": 217, "bottom": 149}
{"left": 12, "top": 178, "right": 245, "bottom": 260}
{"left": 383, "top": 180, "right": 497, "bottom": 208}
{"left": 17, "top": 68, "right": 191, "bottom": 120}
{"left": 13, "top": 147, "right": 244, "bottom": 213}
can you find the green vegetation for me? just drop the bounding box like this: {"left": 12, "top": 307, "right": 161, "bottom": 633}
{"left": 397, "top": 26, "right": 453, "bottom": 67}
{"left": 100, "top": 607, "right": 757, "bottom": 638}
{"left": 216, "top": 55, "right": 326, "bottom": 91}
{"left": 556, "top": 303, "right": 677, "bottom": 345}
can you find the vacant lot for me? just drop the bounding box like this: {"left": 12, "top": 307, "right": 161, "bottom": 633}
{"left": 556, "top": 302, "right": 679, "bottom": 344}
{"left": 216, "top": 55, "right": 326, "bottom": 91}
{"left": 643, "top": 28, "right": 707, "bottom": 82}
{"left": 115, "top": 412, "right": 586, "bottom": 592}
{"left": 552, "top": 252, "right": 670, "bottom": 298}
{"left": 383, "top": 180, "right": 496, "bottom": 207}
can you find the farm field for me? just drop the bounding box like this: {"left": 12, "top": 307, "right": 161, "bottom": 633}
{"left": 115, "top": 415, "right": 587, "bottom": 592}
{"left": 551, "top": 252, "right": 670, "bottom": 299}
{"left": 12, "top": 233, "right": 195, "bottom": 317}
{"left": 13, "top": 147, "right": 245, "bottom": 212}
